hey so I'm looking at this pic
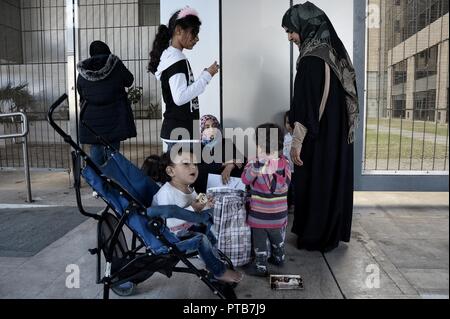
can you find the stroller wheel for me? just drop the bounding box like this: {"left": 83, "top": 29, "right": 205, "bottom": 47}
{"left": 111, "top": 281, "right": 136, "bottom": 297}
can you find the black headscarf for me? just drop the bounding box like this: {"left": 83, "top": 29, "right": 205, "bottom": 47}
{"left": 282, "top": 2, "right": 358, "bottom": 143}
{"left": 89, "top": 40, "right": 111, "bottom": 57}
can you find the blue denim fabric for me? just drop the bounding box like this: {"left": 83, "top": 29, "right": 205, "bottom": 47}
{"left": 148, "top": 207, "right": 224, "bottom": 276}
{"left": 90, "top": 142, "right": 120, "bottom": 166}
{"left": 188, "top": 224, "right": 217, "bottom": 247}
{"left": 172, "top": 228, "right": 225, "bottom": 277}
{"left": 196, "top": 232, "right": 226, "bottom": 277}
{"left": 147, "top": 206, "right": 214, "bottom": 226}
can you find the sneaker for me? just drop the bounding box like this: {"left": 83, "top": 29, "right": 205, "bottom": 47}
{"left": 268, "top": 256, "right": 284, "bottom": 267}
{"left": 244, "top": 262, "right": 269, "bottom": 277}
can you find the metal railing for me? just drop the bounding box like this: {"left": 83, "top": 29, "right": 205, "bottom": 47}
{"left": 0, "top": 112, "right": 33, "bottom": 202}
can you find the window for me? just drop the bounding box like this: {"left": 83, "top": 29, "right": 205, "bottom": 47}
{"left": 393, "top": 61, "right": 407, "bottom": 85}
{"left": 430, "top": 0, "right": 441, "bottom": 24}
{"left": 394, "top": 19, "right": 401, "bottom": 33}
{"left": 413, "top": 90, "right": 436, "bottom": 121}
{"left": 415, "top": 46, "right": 438, "bottom": 80}
{"left": 392, "top": 94, "right": 406, "bottom": 118}
{"left": 443, "top": 0, "right": 449, "bottom": 16}
{"left": 430, "top": 0, "right": 449, "bottom": 24}
{"left": 139, "top": 0, "right": 160, "bottom": 27}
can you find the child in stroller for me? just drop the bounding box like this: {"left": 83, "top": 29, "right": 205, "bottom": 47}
{"left": 152, "top": 148, "right": 244, "bottom": 284}
{"left": 48, "top": 93, "right": 241, "bottom": 299}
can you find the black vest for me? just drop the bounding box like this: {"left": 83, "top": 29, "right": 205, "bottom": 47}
{"left": 160, "top": 60, "right": 200, "bottom": 140}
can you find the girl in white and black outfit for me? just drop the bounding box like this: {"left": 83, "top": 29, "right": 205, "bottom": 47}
{"left": 148, "top": 7, "right": 219, "bottom": 149}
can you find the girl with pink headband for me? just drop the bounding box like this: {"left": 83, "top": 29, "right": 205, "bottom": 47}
{"left": 148, "top": 7, "right": 220, "bottom": 149}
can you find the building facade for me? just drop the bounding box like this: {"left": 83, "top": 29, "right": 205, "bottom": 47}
{"left": 367, "top": 0, "right": 449, "bottom": 123}
{"left": 365, "top": 0, "right": 449, "bottom": 172}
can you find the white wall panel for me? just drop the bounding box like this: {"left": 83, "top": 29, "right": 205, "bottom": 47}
{"left": 160, "top": 0, "right": 220, "bottom": 120}
{"left": 222, "top": 0, "right": 291, "bottom": 130}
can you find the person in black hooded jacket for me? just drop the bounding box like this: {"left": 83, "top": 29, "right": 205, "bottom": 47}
{"left": 77, "top": 40, "right": 137, "bottom": 166}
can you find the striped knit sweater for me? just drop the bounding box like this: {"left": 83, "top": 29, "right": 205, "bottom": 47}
{"left": 241, "top": 156, "right": 291, "bottom": 229}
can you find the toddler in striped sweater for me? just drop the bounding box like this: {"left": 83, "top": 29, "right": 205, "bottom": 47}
{"left": 242, "top": 123, "right": 291, "bottom": 276}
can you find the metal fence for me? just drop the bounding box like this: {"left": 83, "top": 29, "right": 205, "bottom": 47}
{"left": 0, "top": 0, "right": 162, "bottom": 170}
{"left": 0, "top": 0, "right": 70, "bottom": 169}
{"left": 365, "top": 0, "right": 449, "bottom": 174}
{"left": 3, "top": 0, "right": 448, "bottom": 176}
{"left": 77, "top": 0, "right": 162, "bottom": 167}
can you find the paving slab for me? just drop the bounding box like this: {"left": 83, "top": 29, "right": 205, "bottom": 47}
{"left": 324, "top": 221, "right": 419, "bottom": 299}
{"left": 399, "top": 268, "right": 449, "bottom": 295}
{"left": 0, "top": 185, "right": 447, "bottom": 300}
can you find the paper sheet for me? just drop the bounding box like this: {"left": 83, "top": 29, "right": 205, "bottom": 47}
{"left": 206, "top": 174, "right": 246, "bottom": 191}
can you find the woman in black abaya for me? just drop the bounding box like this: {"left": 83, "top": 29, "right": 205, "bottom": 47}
{"left": 281, "top": 2, "right": 359, "bottom": 252}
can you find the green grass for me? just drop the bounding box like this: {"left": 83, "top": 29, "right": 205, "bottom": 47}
{"left": 367, "top": 118, "right": 449, "bottom": 137}
{"left": 364, "top": 128, "right": 449, "bottom": 170}
{"left": 365, "top": 130, "right": 448, "bottom": 159}
{"left": 364, "top": 118, "right": 449, "bottom": 170}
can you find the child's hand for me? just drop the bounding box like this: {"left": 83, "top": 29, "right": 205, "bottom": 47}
{"left": 261, "top": 161, "right": 270, "bottom": 175}
{"left": 207, "top": 61, "right": 220, "bottom": 77}
{"left": 191, "top": 200, "right": 206, "bottom": 213}
{"left": 205, "top": 195, "right": 215, "bottom": 209}
{"left": 261, "top": 158, "right": 279, "bottom": 175}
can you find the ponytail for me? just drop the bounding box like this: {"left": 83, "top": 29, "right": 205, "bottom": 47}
{"left": 148, "top": 9, "right": 201, "bottom": 74}
{"left": 148, "top": 24, "right": 171, "bottom": 74}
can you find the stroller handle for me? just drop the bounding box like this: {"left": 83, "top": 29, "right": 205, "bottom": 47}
{"left": 47, "top": 94, "right": 80, "bottom": 151}
{"left": 48, "top": 94, "right": 105, "bottom": 221}
{"left": 47, "top": 93, "right": 67, "bottom": 130}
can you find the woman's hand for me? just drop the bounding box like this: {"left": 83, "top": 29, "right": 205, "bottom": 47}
{"left": 290, "top": 145, "right": 304, "bottom": 167}
{"left": 221, "top": 163, "right": 235, "bottom": 185}
{"left": 206, "top": 61, "right": 220, "bottom": 77}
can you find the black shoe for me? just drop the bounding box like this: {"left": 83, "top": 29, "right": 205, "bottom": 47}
{"left": 267, "top": 256, "right": 284, "bottom": 267}
{"left": 244, "top": 263, "right": 269, "bottom": 277}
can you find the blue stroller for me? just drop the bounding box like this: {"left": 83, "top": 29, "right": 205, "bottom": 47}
{"left": 47, "top": 94, "right": 237, "bottom": 299}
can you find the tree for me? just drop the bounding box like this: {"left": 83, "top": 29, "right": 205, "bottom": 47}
{"left": 0, "top": 83, "right": 34, "bottom": 115}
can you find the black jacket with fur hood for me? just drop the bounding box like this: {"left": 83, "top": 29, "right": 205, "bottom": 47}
{"left": 77, "top": 54, "right": 136, "bottom": 144}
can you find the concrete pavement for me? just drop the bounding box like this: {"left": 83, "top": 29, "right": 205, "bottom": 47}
{"left": 0, "top": 171, "right": 448, "bottom": 299}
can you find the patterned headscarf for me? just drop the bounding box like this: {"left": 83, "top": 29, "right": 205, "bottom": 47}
{"left": 200, "top": 115, "right": 221, "bottom": 145}
{"left": 282, "top": 2, "right": 359, "bottom": 143}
